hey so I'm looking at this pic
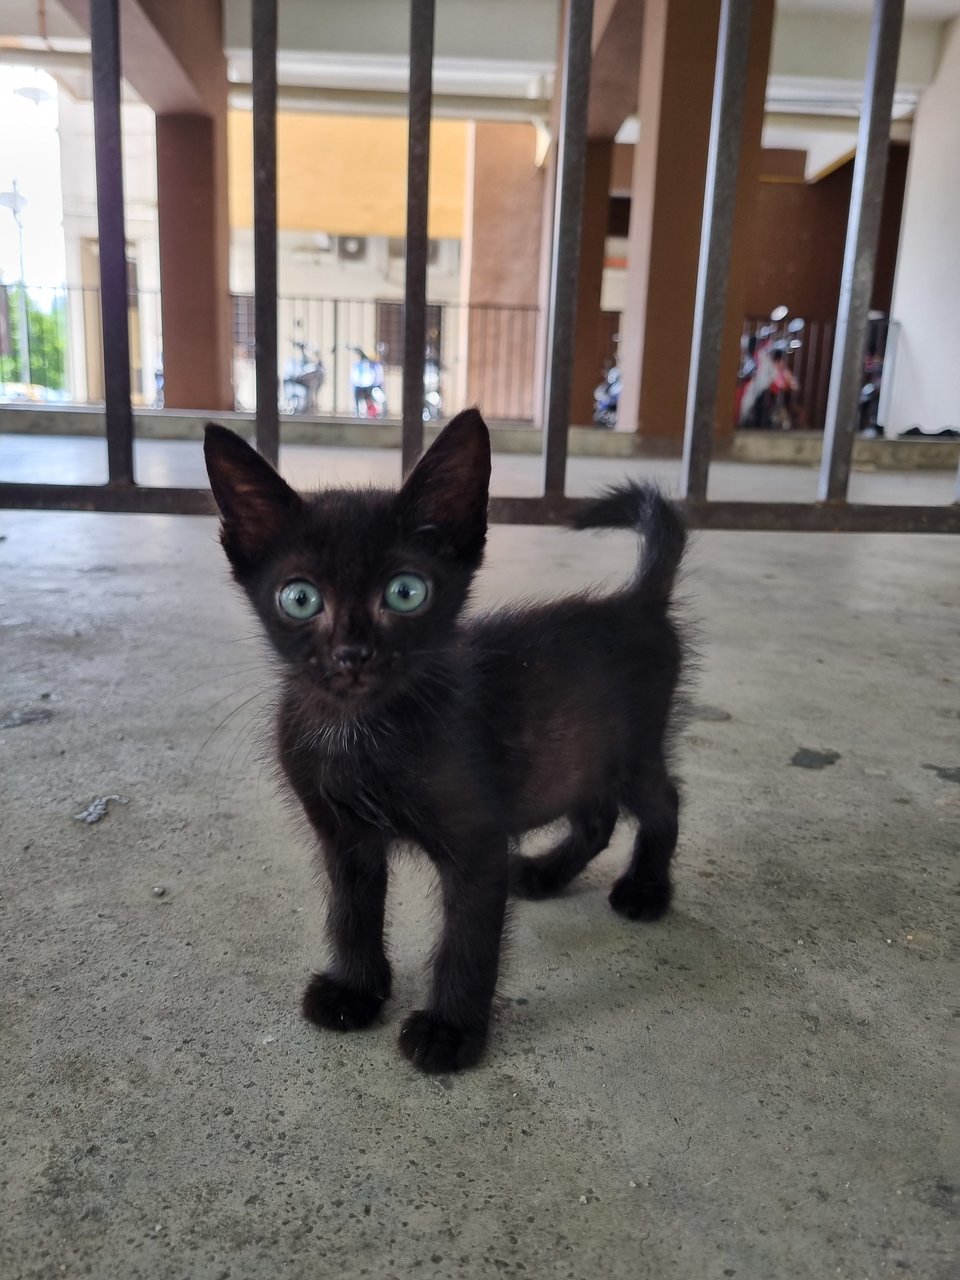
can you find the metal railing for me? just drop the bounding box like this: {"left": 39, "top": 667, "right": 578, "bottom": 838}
{"left": 235, "top": 296, "right": 539, "bottom": 422}
{"left": 0, "top": 0, "right": 956, "bottom": 532}
{"left": 0, "top": 285, "right": 538, "bottom": 422}
{"left": 0, "top": 283, "right": 163, "bottom": 409}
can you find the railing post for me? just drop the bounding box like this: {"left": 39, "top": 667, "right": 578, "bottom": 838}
{"left": 252, "top": 0, "right": 279, "bottom": 466}
{"left": 331, "top": 299, "right": 340, "bottom": 416}
{"left": 401, "top": 0, "right": 436, "bottom": 476}
{"left": 680, "top": 0, "right": 754, "bottom": 503}
{"left": 542, "top": 0, "right": 593, "bottom": 498}
{"left": 818, "top": 0, "right": 905, "bottom": 504}
{"left": 90, "top": 0, "right": 134, "bottom": 486}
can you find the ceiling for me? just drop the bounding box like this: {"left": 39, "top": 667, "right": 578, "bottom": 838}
{"left": 1, "top": 0, "right": 958, "bottom": 174}
{"left": 777, "top": 0, "right": 959, "bottom": 14}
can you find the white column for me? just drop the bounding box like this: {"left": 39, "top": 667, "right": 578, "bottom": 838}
{"left": 886, "top": 18, "right": 960, "bottom": 435}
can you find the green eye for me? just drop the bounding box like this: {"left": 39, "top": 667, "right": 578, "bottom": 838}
{"left": 278, "top": 580, "right": 323, "bottom": 620}
{"left": 384, "top": 573, "right": 429, "bottom": 614}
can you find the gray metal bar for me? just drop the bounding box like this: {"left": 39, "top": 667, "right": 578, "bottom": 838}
{"left": 401, "top": 0, "right": 436, "bottom": 476}
{"left": 90, "top": 0, "right": 134, "bottom": 486}
{"left": 492, "top": 497, "right": 960, "bottom": 533}
{"left": 252, "top": 0, "right": 279, "bottom": 467}
{"left": 0, "top": 484, "right": 216, "bottom": 515}
{"left": 678, "top": 499, "right": 960, "bottom": 534}
{"left": 680, "top": 0, "right": 754, "bottom": 502}
{"left": 542, "top": 0, "right": 594, "bottom": 497}
{"left": 818, "top": 0, "right": 905, "bottom": 503}
{"left": 1, "top": 482, "right": 956, "bottom": 533}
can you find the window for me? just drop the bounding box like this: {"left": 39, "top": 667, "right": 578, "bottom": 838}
{"left": 232, "top": 294, "right": 255, "bottom": 356}
{"left": 386, "top": 239, "right": 442, "bottom": 264}
{"left": 376, "top": 301, "right": 443, "bottom": 366}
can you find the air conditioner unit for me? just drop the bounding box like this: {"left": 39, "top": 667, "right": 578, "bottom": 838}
{"left": 338, "top": 235, "right": 368, "bottom": 264}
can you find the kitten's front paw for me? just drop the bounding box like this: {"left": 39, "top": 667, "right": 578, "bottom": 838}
{"left": 301, "top": 973, "right": 386, "bottom": 1031}
{"left": 609, "top": 876, "right": 672, "bottom": 921}
{"left": 399, "top": 1011, "right": 486, "bottom": 1073}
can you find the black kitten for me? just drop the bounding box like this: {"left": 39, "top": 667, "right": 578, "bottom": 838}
{"left": 203, "top": 410, "right": 686, "bottom": 1072}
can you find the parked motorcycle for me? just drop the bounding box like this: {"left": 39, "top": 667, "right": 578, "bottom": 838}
{"left": 281, "top": 337, "right": 326, "bottom": 415}
{"left": 857, "top": 352, "right": 883, "bottom": 437}
{"left": 348, "top": 345, "right": 387, "bottom": 418}
{"left": 422, "top": 346, "right": 443, "bottom": 421}
{"left": 592, "top": 362, "right": 621, "bottom": 427}
{"left": 737, "top": 308, "right": 804, "bottom": 430}
{"left": 857, "top": 317, "right": 890, "bottom": 437}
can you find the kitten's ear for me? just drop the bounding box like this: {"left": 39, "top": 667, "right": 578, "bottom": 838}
{"left": 398, "top": 408, "right": 491, "bottom": 563}
{"left": 203, "top": 424, "right": 302, "bottom": 567}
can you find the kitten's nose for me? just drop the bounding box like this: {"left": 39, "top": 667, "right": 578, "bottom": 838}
{"left": 332, "top": 643, "right": 374, "bottom": 672}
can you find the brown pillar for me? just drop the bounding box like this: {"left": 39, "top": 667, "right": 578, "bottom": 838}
{"left": 616, "top": 0, "right": 773, "bottom": 450}
{"left": 616, "top": 0, "right": 719, "bottom": 446}
{"left": 570, "top": 139, "right": 614, "bottom": 426}
{"left": 463, "top": 122, "right": 545, "bottom": 421}
{"left": 156, "top": 112, "right": 234, "bottom": 410}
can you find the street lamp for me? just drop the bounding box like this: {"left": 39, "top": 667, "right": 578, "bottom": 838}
{"left": 0, "top": 181, "right": 31, "bottom": 386}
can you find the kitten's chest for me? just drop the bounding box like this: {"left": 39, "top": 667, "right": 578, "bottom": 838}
{"left": 310, "top": 724, "right": 421, "bottom": 832}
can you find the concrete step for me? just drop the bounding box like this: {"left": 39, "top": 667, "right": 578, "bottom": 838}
{"left": 2, "top": 404, "right": 957, "bottom": 469}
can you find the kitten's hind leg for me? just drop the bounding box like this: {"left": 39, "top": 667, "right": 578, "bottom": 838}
{"left": 609, "top": 768, "right": 679, "bottom": 922}
{"left": 510, "top": 798, "right": 619, "bottom": 900}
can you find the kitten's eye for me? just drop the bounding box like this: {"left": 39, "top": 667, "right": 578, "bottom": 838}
{"left": 384, "top": 573, "right": 429, "bottom": 614}
{"left": 278, "top": 580, "right": 323, "bottom": 620}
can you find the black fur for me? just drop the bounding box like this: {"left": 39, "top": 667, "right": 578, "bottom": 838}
{"left": 203, "top": 410, "right": 687, "bottom": 1072}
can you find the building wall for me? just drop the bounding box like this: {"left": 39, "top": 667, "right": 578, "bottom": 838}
{"left": 55, "top": 96, "right": 469, "bottom": 411}
{"left": 229, "top": 229, "right": 464, "bottom": 415}
{"left": 743, "top": 144, "right": 908, "bottom": 322}
{"left": 229, "top": 230, "right": 461, "bottom": 301}
{"left": 887, "top": 17, "right": 960, "bottom": 434}
{"left": 227, "top": 112, "right": 468, "bottom": 239}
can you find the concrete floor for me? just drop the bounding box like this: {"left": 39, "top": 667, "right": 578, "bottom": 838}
{"left": 1, "top": 438, "right": 957, "bottom": 1279}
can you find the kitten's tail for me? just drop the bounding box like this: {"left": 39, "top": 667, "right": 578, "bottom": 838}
{"left": 571, "top": 482, "right": 686, "bottom": 601}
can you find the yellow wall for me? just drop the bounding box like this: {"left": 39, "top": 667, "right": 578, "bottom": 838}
{"left": 228, "top": 112, "right": 467, "bottom": 239}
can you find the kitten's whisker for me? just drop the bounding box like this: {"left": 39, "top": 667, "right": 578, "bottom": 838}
{"left": 185, "top": 678, "right": 267, "bottom": 727}
{"left": 197, "top": 687, "right": 269, "bottom": 759}
{"left": 219, "top": 716, "right": 266, "bottom": 791}
{"left": 176, "top": 663, "right": 268, "bottom": 701}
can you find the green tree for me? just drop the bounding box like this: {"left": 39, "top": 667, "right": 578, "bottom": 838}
{"left": 0, "top": 286, "right": 66, "bottom": 390}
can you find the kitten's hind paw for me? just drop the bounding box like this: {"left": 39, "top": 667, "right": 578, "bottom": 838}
{"left": 301, "top": 973, "right": 386, "bottom": 1032}
{"left": 609, "top": 876, "right": 672, "bottom": 922}
{"left": 509, "top": 853, "right": 565, "bottom": 900}
{"left": 399, "top": 1011, "right": 486, "bottom": 1073}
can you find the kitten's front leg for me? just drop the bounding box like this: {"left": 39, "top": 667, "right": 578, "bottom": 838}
{"left": 301, "top": 812, "right": 392, "bottom": 1033}
{"left": 400, "top": 844, "right": 508, "bottom": 1073}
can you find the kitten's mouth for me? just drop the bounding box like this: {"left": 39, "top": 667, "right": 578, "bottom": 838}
{"left": 325, "top": 668, "right": 384, "bottom": 702}
{"left": 301, "top": 654, "right": 404, "bottom": 704}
